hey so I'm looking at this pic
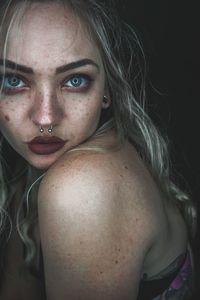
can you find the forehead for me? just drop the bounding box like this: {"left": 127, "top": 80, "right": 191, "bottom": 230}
{"left": 6, "top": 2, "right": 102, "bottom": 72}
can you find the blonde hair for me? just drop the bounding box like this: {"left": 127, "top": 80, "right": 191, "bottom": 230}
{"left": 0, "top": 0, "right": 196, "bottom": 271}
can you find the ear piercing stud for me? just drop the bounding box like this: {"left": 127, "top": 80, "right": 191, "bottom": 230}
{"left": 103, "top": 95, "right": 109, "bottom": 104}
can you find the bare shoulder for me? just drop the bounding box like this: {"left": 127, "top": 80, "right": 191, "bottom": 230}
{"left": 39, "top": 147, "right": 123, "bottom": 199}
{"left": 38, "top": 140, "right": 166, "bottom": 242}
{"left": 38, "top": 137, "right": 187, "bottom": 299}
{"left": 37, "top": 143, "right": 161, "bottom": 299}
{"left": 38, "top": 142, "right": 161, "bottom": 231}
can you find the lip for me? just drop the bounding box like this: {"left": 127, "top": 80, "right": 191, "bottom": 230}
{"left": 28, "top": 136, "right": 66, "bottom": 155}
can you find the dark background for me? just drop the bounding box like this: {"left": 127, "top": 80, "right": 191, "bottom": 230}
{"left": 116, "top": 0, "right": 200, "bottom": 297}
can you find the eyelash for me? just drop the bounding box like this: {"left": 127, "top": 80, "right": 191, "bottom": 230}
{"left": 0, "top": 73, "right": 28, "bottom": 94}
{"left": 0, "top": 73, "right": 94, "bottom": 95}
{"left": 62, "top": 74, "right": 93, "bottom": 91}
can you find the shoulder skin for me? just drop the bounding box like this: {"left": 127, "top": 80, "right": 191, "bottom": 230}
{"left": 38, "top": 146, "right": 167, "bottom": 300}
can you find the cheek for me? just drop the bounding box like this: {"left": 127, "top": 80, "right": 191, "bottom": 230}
{"left": 0, "top": 103, "right": 11, "bottom": 126}
{"left": 66, "top": 100, "right": 102, "bottom": 139}
{"left": 4, "top": 115, "right": 10, "bottom": 122}
{"left": 0, "top": 101, "right": 13, "bottom": 117}
{"left": 0, "top": 111, "right": 10, "bottom": 129}
{"left": 0, "top": 99, "right": 27, "bottom": 126}
{"left": 71, "top": 101, "right": 101, "bottom": 125}
{"left": 0, "top": 105, "right": 18, "bottom": 138}
{"left": 0, "top": 112, "right": 21, "bottom": 154}
{"left": 3, "top": 115, "right": 10, "bottom": 122}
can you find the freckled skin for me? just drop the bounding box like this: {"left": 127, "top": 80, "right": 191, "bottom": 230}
{"left": 4, "top": 115, "right": 10, "bottom": 121}
{"left": 0, "top": 3, "right": 191, "bottom": 300}
{"left": 0, "top": 3, "right": 110, "bottom": 170}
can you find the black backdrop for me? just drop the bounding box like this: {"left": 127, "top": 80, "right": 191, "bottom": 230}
{"left": 116, "top": 0, "right": 200, "bottom": 297}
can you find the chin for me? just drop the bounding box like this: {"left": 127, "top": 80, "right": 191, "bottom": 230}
{"left": 23, "top": 146, "right": 68, "bottom": 170}
{"left": 27, "top": 155, "right": 59, "bottom": 170}
{"left": 29, "top": 161, "right": 53, "bottom": 171}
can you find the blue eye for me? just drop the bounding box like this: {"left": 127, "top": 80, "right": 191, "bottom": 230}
{"left": 6, "top": 75, "right": 25, "bottom": 88}
{"left": 63, "top": 74, "right": 91, "bottom": 90}
{"left": 0, "top": 74, "right": 26, "bottom": 90}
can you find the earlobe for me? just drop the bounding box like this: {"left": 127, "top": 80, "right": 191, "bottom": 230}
{"left": 102, "top": 95, "right": 111, "bottom": 109}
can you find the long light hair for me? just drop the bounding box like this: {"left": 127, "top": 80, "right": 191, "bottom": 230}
{"left": 0, "top": 0, "right": 197, "bottom": 272}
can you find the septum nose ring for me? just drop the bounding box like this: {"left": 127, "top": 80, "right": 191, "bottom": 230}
{"left": 40, "top": 125, "right": 53, "bottom": 133}
{"left": 48, "top": 125, "right": 53, "bottom": 133}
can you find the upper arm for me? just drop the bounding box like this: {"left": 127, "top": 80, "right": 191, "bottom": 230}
{"left": 38, "top": 154, "right": 153, "bottom": 300}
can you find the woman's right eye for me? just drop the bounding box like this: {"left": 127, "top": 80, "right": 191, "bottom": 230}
{"left": 0, "top": 74, "right": 27, "bottom": 94}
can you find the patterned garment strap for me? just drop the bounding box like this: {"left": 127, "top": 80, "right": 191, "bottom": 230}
{"left": 152, "top": 250, "right": 193, "bottom": 300}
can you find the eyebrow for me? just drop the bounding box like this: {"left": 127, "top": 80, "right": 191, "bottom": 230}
{"left": 0, "top": 58, "right": 100, "bottom": 74}
{"left": 56, "top": 59, "right": 99, "bottom": 74}
{"left": 0, "top": 59, "right": 34, "bottom": 74}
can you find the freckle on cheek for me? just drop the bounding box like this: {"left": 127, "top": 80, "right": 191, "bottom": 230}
{"left": 4, "top": 115, "right": 10, "bottom": 121}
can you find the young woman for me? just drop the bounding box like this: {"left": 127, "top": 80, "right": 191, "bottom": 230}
{"left": 0, "top": 0, "right": 196, "bottom": 299}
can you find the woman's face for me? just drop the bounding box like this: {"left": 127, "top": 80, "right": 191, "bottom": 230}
{"left": 0, "top": 3, "right": 109, "bottom": 170}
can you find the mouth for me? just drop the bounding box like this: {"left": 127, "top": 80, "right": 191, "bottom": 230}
{"left": 28, "top": 136, "right": 66, "bottom": 155}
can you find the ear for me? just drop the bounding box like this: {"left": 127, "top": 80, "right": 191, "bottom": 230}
{"left": 102, "top": 95, "right": 111, "bottom": 109}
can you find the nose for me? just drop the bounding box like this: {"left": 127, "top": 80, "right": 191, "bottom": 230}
{"left": 29, "top": 85, "right": 64, "bottom": 130}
